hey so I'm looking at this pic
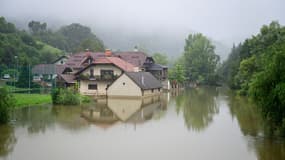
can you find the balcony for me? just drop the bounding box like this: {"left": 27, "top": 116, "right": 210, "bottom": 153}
{"left": 78, "top": 74, "right": 118, "bottom": 81}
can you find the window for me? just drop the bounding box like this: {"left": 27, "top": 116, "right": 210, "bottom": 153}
{"left": 60, "top": 60, "right": 64, "bottom": 64}
{"left": 151, "top": 89, "right": 154, "bottom": 93}
{"left": 123, "top": 82, "right": 125, "bottom": 85}
{"left": 88, "top": 84, "right": 97, "bottom": 90}
{"left": 101, "top": 70, "right": 114, "bottom": 80}
{"left": 90, "top": 68, "right": 94, "bottom": 77}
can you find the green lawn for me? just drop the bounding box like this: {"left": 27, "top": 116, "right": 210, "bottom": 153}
{"left": 13, "top": 94, "right": 52, "bottom": 108}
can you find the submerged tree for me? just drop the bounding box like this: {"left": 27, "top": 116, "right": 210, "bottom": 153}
{"left": 183, "top": 33, "right": 220, "bottom": 85}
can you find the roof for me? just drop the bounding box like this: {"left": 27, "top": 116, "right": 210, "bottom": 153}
{"left": 32, "top": 64, "right": 56, "bottom": 74}
{"left": 32, "top": 64, "right": 67, "bottom": 75}
{"left": 52, "top": 55, "right": 69, "bottom": 64}
{"left": 76, "top": 57, "right": 135, "bottom": 75}
{"left": 114, "top": 51, "right": 148, "bottom": 67}
{"left": 65, "top": 52, "right": 105, "bottom": 68}
{"left": 145, "top": 64, "right": 168, "bottom": 71}
{"left": 125, "top": 72, "right": 162, "bottom": 90}
{"left": 58, "top": 74, "right": 75, "bottom": 83}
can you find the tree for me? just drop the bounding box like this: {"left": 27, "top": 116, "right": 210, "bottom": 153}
{"left": 28, "top": 21, "right": 47, "bottom": 35}
{"left": 58, "top": 23, "right": 105, "bottom": 52}
{"left": 152, "top": 52, "right": 168, "bottom": 65}
{"left": 169, "top": 58, "right": 186, "bottom": 87}
{"left": 16, "top": 65, "right": 39, "bottom": 88}
{"left": 249, "top": 44, "right": 285, "bottom": 135}
{"left": 183, "top": 33, "right": 220, "bottom": 85}
{"left": 75, "top": 38, "right": 104, "bottom": 52}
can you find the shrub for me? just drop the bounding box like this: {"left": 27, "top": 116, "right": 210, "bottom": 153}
{"left": 51, "top": 88, "right": 80, "bottom": 105}
{"left": 0, "top": 87, "right": 14, "bottom": 123}
{"left": 80, "top": 95, "right": 91, "bottom": 103}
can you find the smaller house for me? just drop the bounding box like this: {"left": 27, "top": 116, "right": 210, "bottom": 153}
{"left": 107, "top": 72, "right": 162, "bottom": 98}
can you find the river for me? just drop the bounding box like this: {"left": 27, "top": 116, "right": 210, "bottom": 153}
{"left": 0, "top": 87, "right": 285, "bottom": 160}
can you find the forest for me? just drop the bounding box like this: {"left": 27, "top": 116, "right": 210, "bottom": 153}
{"left": 0, "top": 17, "right": 104, "bottom": 75}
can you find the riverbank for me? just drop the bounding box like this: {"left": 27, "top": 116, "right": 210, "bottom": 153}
{"left": 13, "top": 94, "right": 52, "bottom": 108}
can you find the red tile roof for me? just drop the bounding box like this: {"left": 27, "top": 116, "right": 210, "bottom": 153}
{"left": 94, "top": 57, "right": 135, "bottom": 72}
{"left": 114, "top": 51, "right": 147, "bottom": 67}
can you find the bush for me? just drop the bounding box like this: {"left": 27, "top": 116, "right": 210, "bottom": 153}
{"left": 51, "top": 88, "right": 80, "bottom": 105}
{"left": 80, "top": 95, "right": 91, "bottom": 103}
{"left": 0, "top": 87, "right": 14, "bottom": 123}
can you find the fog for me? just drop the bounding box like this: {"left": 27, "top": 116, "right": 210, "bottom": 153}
{"left": 1, "top": 0, "right": 284, "bottom": 59}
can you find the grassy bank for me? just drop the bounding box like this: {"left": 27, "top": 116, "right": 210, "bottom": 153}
{"left": 13, "top": 94, "right": 52, "bottom": 108}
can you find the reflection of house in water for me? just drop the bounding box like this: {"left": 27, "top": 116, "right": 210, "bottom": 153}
{"left": 81, "top": 96, "right": 166, "bottom": 129}
{"left": 81, "top": 99, "right": 118, "bottom": 129}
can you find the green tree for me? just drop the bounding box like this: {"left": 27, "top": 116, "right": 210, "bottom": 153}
{"left": 168, "top": 59, "right": 186, "bottom": 87}
{"left": 76, "top": 38, "right": 105, "bottom": 52}
{"left": 58, "top": 23, "right": 104, "bottom": 52}
{"left": 183, "top": 33, "right": 220, "bottom": 85}
{"left": 249, "top": 44, "right": 285, "bottom": 135}
{"left": 152, "top": 52, "right": 168, "bottom": 65}
{"left": 28, "top": 21, "right": 47, "bottom": 35}
{"left": 16, "top": 65, "right": 39, "bottom": 88}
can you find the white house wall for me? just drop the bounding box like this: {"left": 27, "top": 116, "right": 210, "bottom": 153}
{"left": 107, "top": 74, "right": 142, "bottom": 97}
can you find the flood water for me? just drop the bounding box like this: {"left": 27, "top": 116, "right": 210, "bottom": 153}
{"left": 1, "top": 87, "right": 285, "bottom": 160}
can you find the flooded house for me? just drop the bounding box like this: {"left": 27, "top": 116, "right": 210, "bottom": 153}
{"left": 107, "top": 72, "right": 162, "bottom": 98}
{"left": 75, "top": 55, "right": 136, "bottom": 96}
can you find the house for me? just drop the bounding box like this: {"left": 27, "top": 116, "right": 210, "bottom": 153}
{"left": 75, "top": 56, "right": 136, "bottom": 96}
{"left": 114, "top": 51, "right": 169, "bottom": 90}
{"left": 107, "top": 72, "right": 162, "bottom": 98}
{"left": 32, "top": 55, "right": 68, "bottom": 85}
{"left": 32, "top": 64, "right": 66, "bottom": 86}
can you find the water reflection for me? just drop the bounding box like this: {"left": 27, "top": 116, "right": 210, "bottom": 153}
{"left": 226, "top": 89, "right": 285, "bottom": 160}
{"left": 175, "top": 87, "right": 219, "bottom": 131}
{"left": 0, "top": 125, "right": 16, "bottom": 158}
{"left": 52, "top": 106, "right": 89, "bottom": 131}
{"left": 14, "top": 105, "right": 55, "bottom": 134}
{"left": 81, "top": 95, "right": 166, "bottom": 128}
{"left": 1, "top": 88, "right": 285, "bottom": 160}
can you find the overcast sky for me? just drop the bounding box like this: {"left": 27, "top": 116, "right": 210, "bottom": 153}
{"left": 1, "top": 0, "right": 285, "bottom": 45}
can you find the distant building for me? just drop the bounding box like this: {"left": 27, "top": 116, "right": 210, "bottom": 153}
{"left": 107, "top": 72, "right": 162, "bottom": 98}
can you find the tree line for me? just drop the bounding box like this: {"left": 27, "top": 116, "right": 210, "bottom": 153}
{"left": 221, "top": 21, "right": 285, "bottom": 136}
{"left": 0, "top": 17, "right": 105, "bottom": 76}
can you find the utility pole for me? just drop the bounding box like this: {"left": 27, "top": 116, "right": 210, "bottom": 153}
{"left": 29, "top": 64, "right": 31, "bottom": 94}
{"left": 14, "top": 56, "right": 18, "bottom": 93}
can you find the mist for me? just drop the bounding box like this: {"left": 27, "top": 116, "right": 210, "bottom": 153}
{"left": 1, "top": 0, "right": 284, "bottom": 59}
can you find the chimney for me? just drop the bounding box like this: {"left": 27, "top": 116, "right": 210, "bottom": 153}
{"left": 105, "top": 49, "right": 112, "bottom": 57}
{"left": 141, "top": 74, "right": 145, "bottom": 86}
{"left": 134, "top": 46, "right": 138, "bottom": 52}
{"left": 85, "top": 49, "right": 91, "bottom": 57}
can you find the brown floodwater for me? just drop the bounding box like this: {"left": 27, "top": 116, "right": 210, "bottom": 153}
{"left": 1, "top": 87, "right": 285, "bottom": 160}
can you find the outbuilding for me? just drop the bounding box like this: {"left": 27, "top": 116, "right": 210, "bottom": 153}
{"left": 107, "top": 72, "right": 162, "bottom": 98}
